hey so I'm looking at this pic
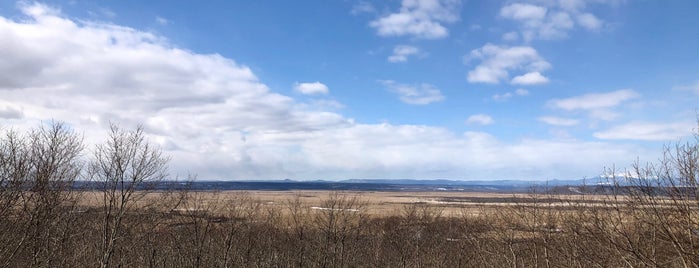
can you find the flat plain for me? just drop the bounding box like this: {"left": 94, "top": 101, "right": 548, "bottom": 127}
{"left": 85, "top": 190, "right": 621, "bottom": 217}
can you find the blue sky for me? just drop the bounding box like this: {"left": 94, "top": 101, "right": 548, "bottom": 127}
{"left": 0, "top": 0, "right": 697, "bottom": 180}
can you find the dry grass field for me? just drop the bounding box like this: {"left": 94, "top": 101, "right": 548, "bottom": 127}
{"left": 112, "top": 190, "right": 619, "bottom": 216}
{"left": 4, "top": 186, "right": 699, "bottom": 267}
{"left": 2, "top": 122, "right": 697, "bottom": 267}
{"left": 152, "top": 189, "right": 642, "bottom": 214}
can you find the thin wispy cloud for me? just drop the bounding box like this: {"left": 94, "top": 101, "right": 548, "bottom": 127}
{"left": 381, "top": 80, "right": 444, "bottom": 105}
{"left": 538, "top": 116, "right": 579, "bottom": 126}
{"left": 466, "top": 114, "right": 494, "bottom": 126}
{"left": 493, "top": 88, "right": 529, "bottom": 101}
{"left": 548, "top": 89, "right": 639, "bottom": 111}
{"left": 351, "top": 1, "right": 376, "bottom": 15}
{"left": 547, "top": 89, "right": 639, "bottom": 121}
{"left": 673, "top": 81, "right": 699, "bottom": 95}
{"left": 594, "top": 121, "right": 694, "bottom": 141}
{"left": 388, "top": 45, "right": 420, "bottom": 63}
{"left": 155, "top": 16, "right": 169, "bottom": 25}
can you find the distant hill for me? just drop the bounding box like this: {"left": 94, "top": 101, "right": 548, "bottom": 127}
{"left": 74, "top": 177, "right": 650, "bottom": 193}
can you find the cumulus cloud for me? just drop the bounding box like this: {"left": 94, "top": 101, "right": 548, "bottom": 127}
{"left": 0, "top": 3, "right": 351, "bottom": 162}
{"left": 500, "top": 3, "right": 547, "bottom": 21}
{"left": 294, "top": 82, "right": 329, "bottom": 95}
{"left": 594, "top": 122, "right": 694, "bottom": 141}
{"left": 381, "top": 80, "right": 444, "bottom": 105}
{"left": 538, "top": 116, "right": 579, "bottom": 126}
{"left": 499, "top": 0, "right": 610, "bottom": 41}
{"left": 466, "top": 114, "right": 494, "bottom": 125}
{"left": 0, "top": 3, "right": 659, "bottom": 180}
{"left": 370, "top": 0, "right": 461, "bottom": 39}
{"left": 466, "top": 44, "right": 551, "bottom": 84}
{"left": 511, "top": 71, "right": 549, "bottom": 85}
{"left": 576, "top": 12, "right": 602, "bottom": 30}
{"left": 388, "top": 45, "right": 420, "bottom": 63}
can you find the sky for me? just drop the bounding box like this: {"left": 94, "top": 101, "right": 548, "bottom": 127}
{"left": 0, "top": 0, "right": 697, "bottom": 181}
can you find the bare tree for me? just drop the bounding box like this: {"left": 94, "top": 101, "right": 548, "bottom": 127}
{"left": 90, "top": 123, "right": 169, "bottom": 268}
{"left": 0, "top": 122, "right": 85, "bottom": 266}
{"left": 0, "top": 128, "right": 32, "bottom": 265}
{"left": 312, "top": 192, "right": 367, "bottom": 267}
{"left": 0, "top": 129, "right": 29, "bottom": 218}
{"left": 29, "top": 122, "right": 84, "bottom": 267}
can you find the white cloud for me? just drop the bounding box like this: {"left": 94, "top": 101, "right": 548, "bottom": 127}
{"left": 466, "top": 44, "right": 551, "bottom": 84}
{"left": 499, "top": 3, "right": 547, "bottom": 21}
{"left": 0, "top": 104, "right": 23, "bottom": 119}
{"left": 294, "top": 82, "right": 329, "bottom": 95}
{"left": 381, "top": 80, "right": 444, "bottom": 105}
{"left": 547, "top": 89, "right": 639, "bottom": 122}
{"left": 594, "top": 122, "right": 695, "bottom": 141}
{"left": 576, "top": 13, "right": 602, "bottom": 30}
{"left": 0, "top": 3, "right": 350, "bottom": 152}
{"left": 538, "top": 116, "right": 579, "bottom": 126}
{"left": 511, "top": 71, "right": 549, "bottom": 85}
{"left": 307, "top": 99, "right": 345, "bottom": 110}
{"left": 673, "top": 81, "right": 699, "bottom": 95}
{"left": 492, "top": 88, "right": 529, "bottom": 101}
{"left": 466, "top": 114, "right": 494, "bottom": 125}
{"left": 548, "top": 89, "right": 639, "bottom": 111}
{"left": 351, "top": 1, "right": 376, "bottom": 15}
{"left": 492, "top": 92, "right": 513, "bottom": 101}
{"left": 0, "top": 3, "right": 661, "bottom": 181}
{"left": 499, "top": 1, "right": 613, "bottom": 41}
{"left": 515, "top": 88, "right": 529, "bottom": 95}
{"left": 559, "top": 0, "right": 586, "bottom": 12}
{"left": 370, "top": 0, "right": 461, "bottom": 39}
{"left": 502, "top": 31, "right": 519, "bottom": 41}
{"left": 286, "top": 124, "right": 651, "bottom": 180}
{"left": 388, "top": 45, "right": 420, "bottom": 63}
{"left": 155, "top": 16, "right": 169, "bottom": 26}
{"left": 539, "top": 11, "right": 574, "bottom": 39}
{"left": 86, "top": 6, "right": 116, "bottom": 19}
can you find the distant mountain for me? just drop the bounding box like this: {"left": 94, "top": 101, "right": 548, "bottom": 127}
{"left": 340, "top": 178, "right": 589, "bottom": 186}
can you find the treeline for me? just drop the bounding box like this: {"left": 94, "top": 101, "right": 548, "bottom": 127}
{"left": 0, "top": 122, "right": 698, "bottom": 267}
